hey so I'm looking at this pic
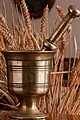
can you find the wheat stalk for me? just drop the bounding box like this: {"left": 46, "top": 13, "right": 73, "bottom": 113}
{"left": 40, "top": 5, "right": 49, "bottom": 40}
{"left": 20, "top": 0, "right": 32, "bottom": 33}
{"left": 0, "top": 34, "right": 5, "bottom": 51}
{"left": 0, "top": 27, "right": 16, "bottom": 50}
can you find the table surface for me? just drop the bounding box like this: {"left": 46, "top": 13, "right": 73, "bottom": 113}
{"left": 0, "top": 111, "right": 80, "bottom": 120}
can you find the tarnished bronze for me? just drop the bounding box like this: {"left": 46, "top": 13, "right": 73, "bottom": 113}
{"left": 44, "top": 5, "right": 80, "bottom": 50}
{"left": 3, "top": 50, "right": 56, "bottom": 120}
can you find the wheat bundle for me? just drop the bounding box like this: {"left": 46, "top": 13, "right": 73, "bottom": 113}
{"left": 37, "top": 5, "right": 80, "bottom": 120}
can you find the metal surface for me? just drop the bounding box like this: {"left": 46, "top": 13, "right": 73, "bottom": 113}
{"left": 44, "top": 5, "right": 80, "bottom": 50}
{"left": 3, "top": 50, "right": 56, "bottom": 120}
